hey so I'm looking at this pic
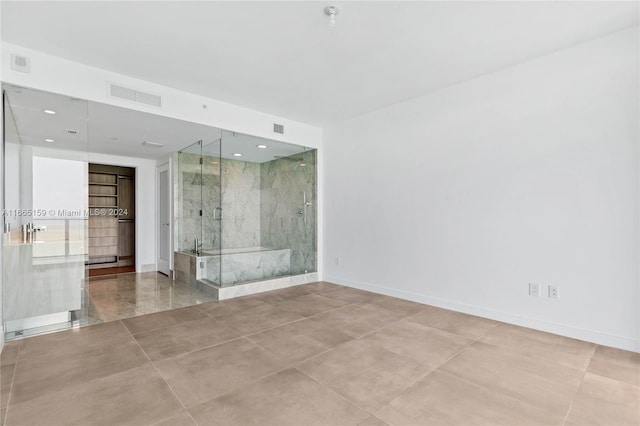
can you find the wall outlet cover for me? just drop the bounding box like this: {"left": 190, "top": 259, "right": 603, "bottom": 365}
{"left": 529, "top": 283, "right": 540, "bottom": 297}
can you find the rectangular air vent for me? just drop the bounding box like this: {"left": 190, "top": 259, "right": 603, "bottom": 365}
{"left": 10, "top": 54, "right": 31, "bottom": 73}
{"left": 273, "top": 123, "right": 284, "bottom": 134}
{"left": 109, "top": 84, "right": 162, "bottom": 107}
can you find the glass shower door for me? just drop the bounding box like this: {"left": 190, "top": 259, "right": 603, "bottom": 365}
{"left": 201, "top": 139, "right": 222, "bottom": 286}
{"left": 176, "top": 139, "right": 221, "bottom": 290}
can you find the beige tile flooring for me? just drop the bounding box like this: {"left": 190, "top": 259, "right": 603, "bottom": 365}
{"left": 1, "top": 281, "right": 638, "bottom": 426}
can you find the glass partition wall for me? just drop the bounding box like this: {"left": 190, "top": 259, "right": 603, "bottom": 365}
{"left": 3, "top": 87, "right": 90, "bottom": 339}
{"left": 175, "top": 130, "right": 317, "bottom": 292}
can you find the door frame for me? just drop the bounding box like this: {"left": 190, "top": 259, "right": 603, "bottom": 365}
{"left": 156, "top": 161, "right": 171, "bottom": 276}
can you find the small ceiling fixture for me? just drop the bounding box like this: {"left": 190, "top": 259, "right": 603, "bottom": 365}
{"left": 299, "top": 163, "right": 307, "bottom": 167}
{"left": 232, "top": 153, "right": 243, "bottom": 157}
{"left": 44, "top": 138, "right": 54, "bottom": 143}
{"left": 324, "top": 5, "right": 339, "bottom": 27}
{"left": 43, "top": 109, "right": 56, "bottom": 115}
{"left": 257, "top": 144, "right": 268, "bottom": 149}
{"left": 142, "top": 141, "right": 164, "bottom": 148}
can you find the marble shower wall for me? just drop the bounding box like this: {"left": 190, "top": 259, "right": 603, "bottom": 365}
{"left": 219, "top": 159, "right": 261, "bottom": 249}
{"left": 176, "top": 152, "right": 260, "bottom": 252}
{"left": 260, "top": 150, "right": 317, "bottom": 275}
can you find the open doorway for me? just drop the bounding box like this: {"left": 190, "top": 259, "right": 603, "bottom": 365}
{"left": 87, "top": 163, "right": 136, "bottom": 276}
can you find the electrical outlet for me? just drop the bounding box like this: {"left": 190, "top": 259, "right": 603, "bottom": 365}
{"left": 529, "top": 283, "right": 540, "bottom": 297}
{"left": 548, "top": 285, "right": 559, "bottom": 299}
{"left": 334, "top": 257, "right": 341, "bottom": 266}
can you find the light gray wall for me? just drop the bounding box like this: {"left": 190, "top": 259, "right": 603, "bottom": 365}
{"left": 323, "top": 27, "right": 639, "bottom": 351}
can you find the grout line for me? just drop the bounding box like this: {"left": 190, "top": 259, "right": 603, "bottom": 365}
{"left": 561, "top": 345, "right": 597, "bottom": 426}
{"left": 292, "top": 366, "right": 376, "bottom": 417}
{"left": 2, "top": 340, "right": 23, "bottom": 426}
{"left": 130, "top": 330, "right": 200, "bottom": 426}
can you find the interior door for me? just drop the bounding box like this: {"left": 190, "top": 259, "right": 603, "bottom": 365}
{"left": 157, "top": 162, "right": 171, "bottom": 276}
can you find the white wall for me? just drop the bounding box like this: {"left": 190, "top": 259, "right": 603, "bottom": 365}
{"left": 324, "top": 27, "right": 639, "bottom": 351}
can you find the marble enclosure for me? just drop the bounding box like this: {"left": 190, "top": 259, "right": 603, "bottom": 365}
{"left": 175, "top": 144, "right": 317, "bottom": 294}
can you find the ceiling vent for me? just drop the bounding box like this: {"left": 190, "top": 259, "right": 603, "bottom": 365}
{"left": 273, "top": 123, "right": 284, "bottom": 134}
{"left": 109, "top": 83, "right": 162, "bottom": 108}
{"left": 10, "top": 54, "right": 31, "bottom": 73}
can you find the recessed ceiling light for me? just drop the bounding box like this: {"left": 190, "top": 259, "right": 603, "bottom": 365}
{"left": 44, "top": 138, "right": 54, "bottom": 143}
{"left": 299, "top": 163, "right": 307, "bottom": 167}
{"left": 232, "top": 153, "right": 243, "bottom": 157}
{"left": 43, "top": 109, "right": 56, "bottom": 115}
{"left": 257, "top": 144, "right": 268, "bottom": 149}
{"left": 211, "top": 161, "right": 218, "bottom": 165}
{"left": 142, "top": 141, "right": 164, "bottom": 148}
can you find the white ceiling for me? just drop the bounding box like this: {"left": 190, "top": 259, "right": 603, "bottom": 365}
{"left": 3, "top": 85, "right": 310, "bottom": 162}
{"left": 2, "top": 2, "right": 638, "bottom": 125}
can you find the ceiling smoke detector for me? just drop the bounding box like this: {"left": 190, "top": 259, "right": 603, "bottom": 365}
{"left": 324, "top": 5, "right": 339, "bottom": 27}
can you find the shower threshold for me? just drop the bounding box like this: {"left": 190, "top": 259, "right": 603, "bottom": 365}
{"left": 194, "top": 272, "right": 319, "bottom": 301}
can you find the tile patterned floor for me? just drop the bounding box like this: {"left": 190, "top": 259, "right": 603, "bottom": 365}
{"left": 1, "top": 281, "right": 638, "bottom": 426}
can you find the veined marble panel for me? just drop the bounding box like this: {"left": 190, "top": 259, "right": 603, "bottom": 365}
{"left": 216, "top": 272, "right": 319, "bottom": 300}
{"left": 203, "top": 247, "right": 290, "bottom": 286}
{"left": 260, "top": 150, "right": 317, "bottom": 275}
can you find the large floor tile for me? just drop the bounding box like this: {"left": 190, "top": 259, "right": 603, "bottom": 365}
{"left": 267, "top": 293, "right": 351, "bottom": 317}
{"left": 309, "top": 307, "right": 384, "bottom": 338}
{"left": 154, "top": 338, "right": 284, "bottom": 408}
{"left": 587, "top": 345, "right": 640, "bottom": 386}
{"left": 196, "top": 297, "right": 269, "bottom": 317}
{"left": 298, "top": 339, "right": 430, "bottom": 411}
{"left": 212, "top": 302, "right": 305, "bottom": 335}
{"left": 375, "top": 370, "right": 564, "bottom": 426}
{"left": 1, "top": 342, "right": 20, "bottom": 410}
{"left": 17, "top": 321, "right": 131, "bottom": 361}
{"left": 320, "top": 286, "right": 381, "bottom": 304}
{"left": 405, "top": 305, "right": 499, "bottom": 339}
{"left": 362, "top": 320, "right": 472, "bottom": 367}
{"left": 364, "top": 295, "right": 425, "bottom": 318}
{"left": 133, "top": 316, "right": 241, "bottom": 361}
{"left": 481, "top": 323, "right": 596, "bottom": 370}
{"left": 359, "top": 416, "right": 389, "bottom": 426}
{"left": 440, "top": 341, "right": 583, "bottom": 417}
{"left": 121, "top": 306, "right": 207, "bottom": 334}
{"left": 247, "top": 318, "right": 353, "bottom": 364}
{"left": 10, "top": 333, "right": 149, "bottom": 405}
{"left": 152, "top": 411, "right": 197, "bottom": 426}
{"left": 5, "top": 365, "right": 183, "bottom": 426}
{"left": 565, "top": 373, "right": 640, "bottom": 426}
{"left": 321, "top": 303, "right": 408, "bottom": 330}
{"left": 189, "top": 368, "right": 369, "bottom": 426}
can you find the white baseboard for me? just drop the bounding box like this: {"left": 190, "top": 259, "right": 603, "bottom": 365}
{"left": 140, "top": 264, "right": 157, "bottom": 273}
{"left": 324, "top": 274, "right": 640, "bottom": 353}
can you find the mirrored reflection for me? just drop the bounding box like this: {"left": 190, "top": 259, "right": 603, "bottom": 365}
{"left": 2, "top": 85, "right": 318, "bottom": 341}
